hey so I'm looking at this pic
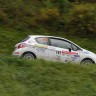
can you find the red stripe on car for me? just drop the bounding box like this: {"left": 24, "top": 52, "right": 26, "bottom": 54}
{"left": 62, "top": 51, "right": 77, "bottom": 55}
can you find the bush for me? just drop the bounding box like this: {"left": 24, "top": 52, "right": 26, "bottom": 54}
{"left": 0, "top": 0, "right": 96, "bottom": 37}
{"left": 69, "top": 0, "right": 96, "bottom": 3}
{"left": 64, "top": 3, "right": 96, "bottom": 36}
{"left": 0, "top": 9, "right": 9, "bottom": 24}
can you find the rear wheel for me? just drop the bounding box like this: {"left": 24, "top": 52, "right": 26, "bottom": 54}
{"left": 81, "top": 59, "right": 95, "bottom": 65}
{"left": 22, "top": 52, "right": 35, "bottom": 60}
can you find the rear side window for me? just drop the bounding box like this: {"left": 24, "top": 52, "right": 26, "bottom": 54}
{"left": 22, "top": 37, "right": 30, "bottom": 42}
{"left": 36, "top": 37, "right": 49, "bottom": 45}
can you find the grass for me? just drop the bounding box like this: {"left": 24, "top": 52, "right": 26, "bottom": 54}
{"left": 0, "top": 55, "right": 96, "bottom": 96}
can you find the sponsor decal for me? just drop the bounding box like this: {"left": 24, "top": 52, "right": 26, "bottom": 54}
{"left": 33, "top": 44, "right": 48, "bottom": 53}
{"left": 34, "top": 44, "right": 48, "bottom": 49}
{"left": 74, "top": 54, "right": 80, "bottom": 57}
{"left": 56, "top": 50, "right": 61, "bottom": 55}
{"left": 15, "top": 52, "right": 19, "bottom": 54}
{"left": 84, "top": 51, "right": 89, "bottom": 54}
{"left": 36, "top": 48, "right": 47, "bottom": 53}
{"left": 71, "top": 57, "right": 77, "bottom": 59}
{"left": 56, "top": 50, "right": 78, "bottom": 56}
{"left": 71, "top": 54, "right": 80, "bottom": 61}
{"left": 28, "top": 44, "right": 48, "bottom": 53}
{"left": 50, "top": 49, "right": 56, "bottom": 52}
{"left": 62, "top": 51, "right": 78, "bottom": 55}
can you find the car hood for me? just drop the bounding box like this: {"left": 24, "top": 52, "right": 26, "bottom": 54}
{"left": 82, "top": 49, "right": 96, "bottom": 55}
{"left": 82, "top": 49, "right": 96, "bottom": 63}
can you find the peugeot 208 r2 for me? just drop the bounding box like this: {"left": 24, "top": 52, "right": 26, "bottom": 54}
{"left": 13, "top": 35, "right": 96, "bottom": 64}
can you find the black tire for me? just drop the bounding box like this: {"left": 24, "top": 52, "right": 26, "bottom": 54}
{"left": 22, "top": 52, "right": 35, "bottom": 60}
{"left": 81, "top": 59, "right": 95, "bottom": 65}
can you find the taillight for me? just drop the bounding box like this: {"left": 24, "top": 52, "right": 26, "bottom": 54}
{"left": 18, "top": 43, "right": 27, "bottom": 49}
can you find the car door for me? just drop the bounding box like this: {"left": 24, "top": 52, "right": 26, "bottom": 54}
{"left": 48, "top": 45, "right": 63, "bottom": 62}
{"left": 48, "top": 38, "right": 70, "bottom": 62}
{"left": 68, "top": 44, "right": 82, "bottom": 63}
{"left": 48, "top": 38, "right": 81, "bottom": 63}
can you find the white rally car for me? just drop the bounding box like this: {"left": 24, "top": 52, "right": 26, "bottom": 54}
{"left": 13, "top": 35, "right": 96, "bottom": 64}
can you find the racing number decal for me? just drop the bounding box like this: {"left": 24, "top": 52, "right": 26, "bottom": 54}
{"left": 56, "top": 51, "right": 61, "bottom": 55}
{"left": 55, "top": 50, "right": 80, "bottom": 62}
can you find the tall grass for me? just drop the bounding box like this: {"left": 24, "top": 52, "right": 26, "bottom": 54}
{"left": 0, "top": 55, "right": 96, "bottom": 96}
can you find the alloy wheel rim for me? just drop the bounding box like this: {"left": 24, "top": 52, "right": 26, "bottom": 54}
{"left": 23, "top": 53, "right": 34, "bottom": 60}
{"left": 82, "top": 60, "right": 93, "bottom": 65}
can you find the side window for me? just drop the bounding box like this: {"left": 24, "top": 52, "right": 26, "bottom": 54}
{"left": 72, "top": 44, "right": 81, "bottom": 51}
{"left": 49, "top": 38, "right": 72, "bottom": 49}
{"left": 36, "top": 37, "right": 49, "bottom": 45}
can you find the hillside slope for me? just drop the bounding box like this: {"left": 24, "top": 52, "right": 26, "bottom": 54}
{"left": 0, "top": 55, "right": 96, "bottom": 96}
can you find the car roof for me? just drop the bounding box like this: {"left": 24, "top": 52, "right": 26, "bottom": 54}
{"left": 29, "top": 35, "right": 82, "bottom": 49}
{"left": 29, "top": 35, "right": 74, "bottom": 43}
{"left": 29, "top": 35, "right": 67, "bottom": 40}
{"left": 29, "top": 35, "right": 73, "bottom": 43}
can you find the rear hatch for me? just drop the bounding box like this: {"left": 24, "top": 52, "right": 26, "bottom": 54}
{"left": 15, "top": 36, "right": 30, "bottom": 49}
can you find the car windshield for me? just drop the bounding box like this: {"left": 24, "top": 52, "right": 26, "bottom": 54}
{"left": 22, "top": 36, "right": 30, "bottom": 42}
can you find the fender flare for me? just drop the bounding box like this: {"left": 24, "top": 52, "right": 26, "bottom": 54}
{"left": 21, "top": 51, "right": 37, "bottom": 59}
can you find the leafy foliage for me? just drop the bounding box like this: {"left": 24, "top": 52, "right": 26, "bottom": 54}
{"left": 64, "top": 3, "right": 96, "bottom": 36}
{"left": 69, "top": 0, "right": 96, "bottom": 3}
{"left": 0, "top": 0, "right": 96, "bottom": 36}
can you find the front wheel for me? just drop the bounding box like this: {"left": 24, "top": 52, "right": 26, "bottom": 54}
{"left": 22, "top": 52, "right": 35, "bottom": 60}
{"left": 81, "top": 59, "right": 95, "bottom": 65}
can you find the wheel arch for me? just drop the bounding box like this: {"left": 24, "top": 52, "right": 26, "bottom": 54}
{"left": 81, "top": 58, "right": 95, "bottom": 64}
{"left": 21, "top": 51, "right": 37, "bottom": 59}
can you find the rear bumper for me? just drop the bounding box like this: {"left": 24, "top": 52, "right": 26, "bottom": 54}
{"left": 12, "top": 51, "right": 21, "bottom": 57}
{"left": 12, "top": 49, "right": 24, "bottom": 57}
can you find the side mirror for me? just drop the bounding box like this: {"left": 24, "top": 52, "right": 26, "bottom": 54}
{"left": 68, "top": 48, "right": 71, "bottom": 52}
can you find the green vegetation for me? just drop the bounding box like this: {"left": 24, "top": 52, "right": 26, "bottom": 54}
{"left": 0, "top": 55, "right": 96, "bottom": 96}
{"left": 0, "top": 0, "right": 96, "bottom": 36}
{"left": 0, "top": 0, "right": 96, "bottom": 96}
